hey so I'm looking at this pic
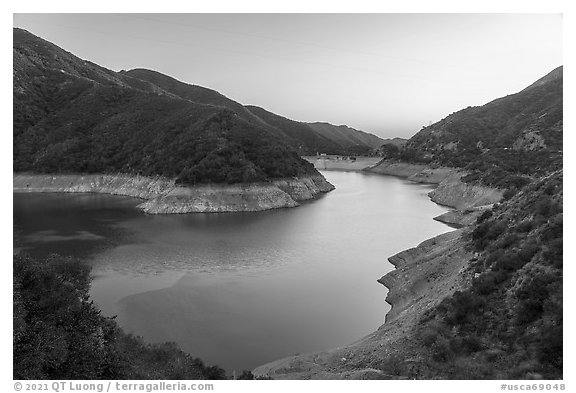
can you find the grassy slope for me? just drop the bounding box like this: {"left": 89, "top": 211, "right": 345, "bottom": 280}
{"left": 413, "top": 172, "right": 562, "bottom": 379}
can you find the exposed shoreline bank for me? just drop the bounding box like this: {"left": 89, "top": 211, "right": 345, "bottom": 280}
{"left": 253, "top": 160, "right": 502, "bottom": 379}
{"left": 366, "top": 160, "right": 503, "bottom": 210}
{"left": 13, "top": 173, "right": 334, "bottom": 214}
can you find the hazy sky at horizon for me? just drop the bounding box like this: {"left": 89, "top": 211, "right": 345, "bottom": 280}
{"left": 13, "top": 13, "right": 562, "bottom": 139}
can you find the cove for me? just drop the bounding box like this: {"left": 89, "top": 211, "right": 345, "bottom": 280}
{"left": 13, "top": 171, "right": 452, "bottom": 372}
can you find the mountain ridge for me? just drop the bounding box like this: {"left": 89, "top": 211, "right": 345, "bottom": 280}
{"left": 12, "top": 28, "right": 312, "bottom": 188}
{"left": 14, "top": 27, "right": 385, "bottom": 191}
{"left": 121, "top": 68, "right": 385, "bottom": 155}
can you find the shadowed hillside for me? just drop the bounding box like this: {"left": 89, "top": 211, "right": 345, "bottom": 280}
{"left": 120, "top": 68, "right": 283, "bottom": 136}
{"left": 307, "top": 122, "right": 386, "bottom": 154}
{"left": 13, "top": 28, "right": 319, "bottom": 185}
{"left": 245, "top": 105, "right": 344, "bottom": 154}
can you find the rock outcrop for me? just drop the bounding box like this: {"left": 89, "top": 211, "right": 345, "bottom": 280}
{"left": 428, "top": 173, "right": 503, "bottom": 210}
{"left": 433, "top": 208, "right": 484, "bottom": 228}
{"left": 13, "top": 173, "right": 334, "bottom": 214}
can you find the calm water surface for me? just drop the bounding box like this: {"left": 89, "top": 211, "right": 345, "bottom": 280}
{"left": 13, "top": 171, "right": 451, "bottom": 372}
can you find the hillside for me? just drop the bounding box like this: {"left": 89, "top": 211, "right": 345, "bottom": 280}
{"left": 119, "top": 68, "right": 284, "bottom": 137}
{"left": 396, "top": 67, "right": 563, "bottom": 189}
{"left": 13, "top": 27, "right": 383, "bottom": 187}
{"left": 244, "top": 105, "right": 344, "bottom": 154}
{"left": 373, "top": 137, "right": 408, "bottom": 157}
{"left": 307, "top": 122, "right": 386, "bottom": 153}
{"left": 121, "top": 70, "right": 384, "bottom": 156}
{"left": 383, "top": 69, "right": 563, "bottom": 377}
{"left": 13, "top": 28, "right": 322, "bottom": 186}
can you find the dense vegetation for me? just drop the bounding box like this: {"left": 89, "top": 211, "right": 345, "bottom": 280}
{"left": 383, "top": 67, "right": 563, "bottom": 189}
{"left": 13, "top": 253, "right": 229, "bottom": 379}
{"left": 14, "top": 28, "right": 381, "bottom": 187}
{"left": 307, "top": 122, "right": 385, "bottom": 153}
{"left": 13, "top": 28, "right": 321, "bottom": 185}
{"left": 415, "top": 172, "right": 562, "bottom": 379}
{"left": 245, "top": 106, "right": 346, "bottom": 155}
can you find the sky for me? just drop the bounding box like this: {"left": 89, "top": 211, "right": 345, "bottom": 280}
{"left": 13, "top": 13, "right": 562, "bottom": 139}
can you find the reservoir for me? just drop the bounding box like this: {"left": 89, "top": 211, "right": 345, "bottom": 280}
{"left": 13, "top": 171, "right": 452, "bottom": 372}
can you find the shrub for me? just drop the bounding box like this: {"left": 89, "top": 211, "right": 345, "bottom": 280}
{"left": 421, "top": 329, "right": 439, "bottom": 347}
{"left": 476, "top": 209, "right": 493, "bottom": 224}
{"left": 431, "top": 337, "right": 452, "bottom": 362}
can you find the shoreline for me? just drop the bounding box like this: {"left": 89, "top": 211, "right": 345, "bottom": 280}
{"left": 253, "top": 160, "right": 502, "bottom": 379}
{"left": 15, "top": 163, "right": 502, "bottom": 379}
{"left": 13, "top": 172, "right": 335, "bottom": 214}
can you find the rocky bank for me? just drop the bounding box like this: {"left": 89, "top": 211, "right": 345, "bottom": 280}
{"left": 13, "top": 173, "right": 334, "bottom": 214}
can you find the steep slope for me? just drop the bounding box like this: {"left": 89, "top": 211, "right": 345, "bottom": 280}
{"left": 379, "top": 137, "right": 407, "bottom": 148}
{"left": 13, "top": 28, "right": 321, "bottom": 187}
{"left": 408, "top": 66, "right": 562, "bottom": 155}
{"left": 307, "top": 122, "right": 386, "bottom": 153}
{"left": 122, "top": 69, "right": 385, "bottom": 156}
{"left": 119, "top": 68, "right": 284, "bottom": 137}
{"left": 520, "top": 66, "right": 563, "bottom": 92}
{"left": 401, "top": 66, "right": 562, "bottom": 188}
{"left": 245, "top": 105, "right": 344, "bottom": 154}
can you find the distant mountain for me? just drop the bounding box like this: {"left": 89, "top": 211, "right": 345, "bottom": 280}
{"left": 119, "top": 69, "right": 284, "bottom": 137}
{"left": 379, "top": 137, "right": 408, "bottom": 148}
{"left": 13, "top": 28, "right": 320, "bottom": 185}
{"left": 399, "top": 66, "right": 563, "bottom": 188}
{"left": 122, "top": 69, "right": 384, "bottom": 155}
{"left": 373, "top": 137, "right": 408, "bottom": 157}
{"left": 243, "top": 105, "right": 343, "bottom": 154}
{"left": 307, "top": 122, "right": 386, "bottom": 152}
{"left": 407, "top": 66, "right": 562, "bottom": 157}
